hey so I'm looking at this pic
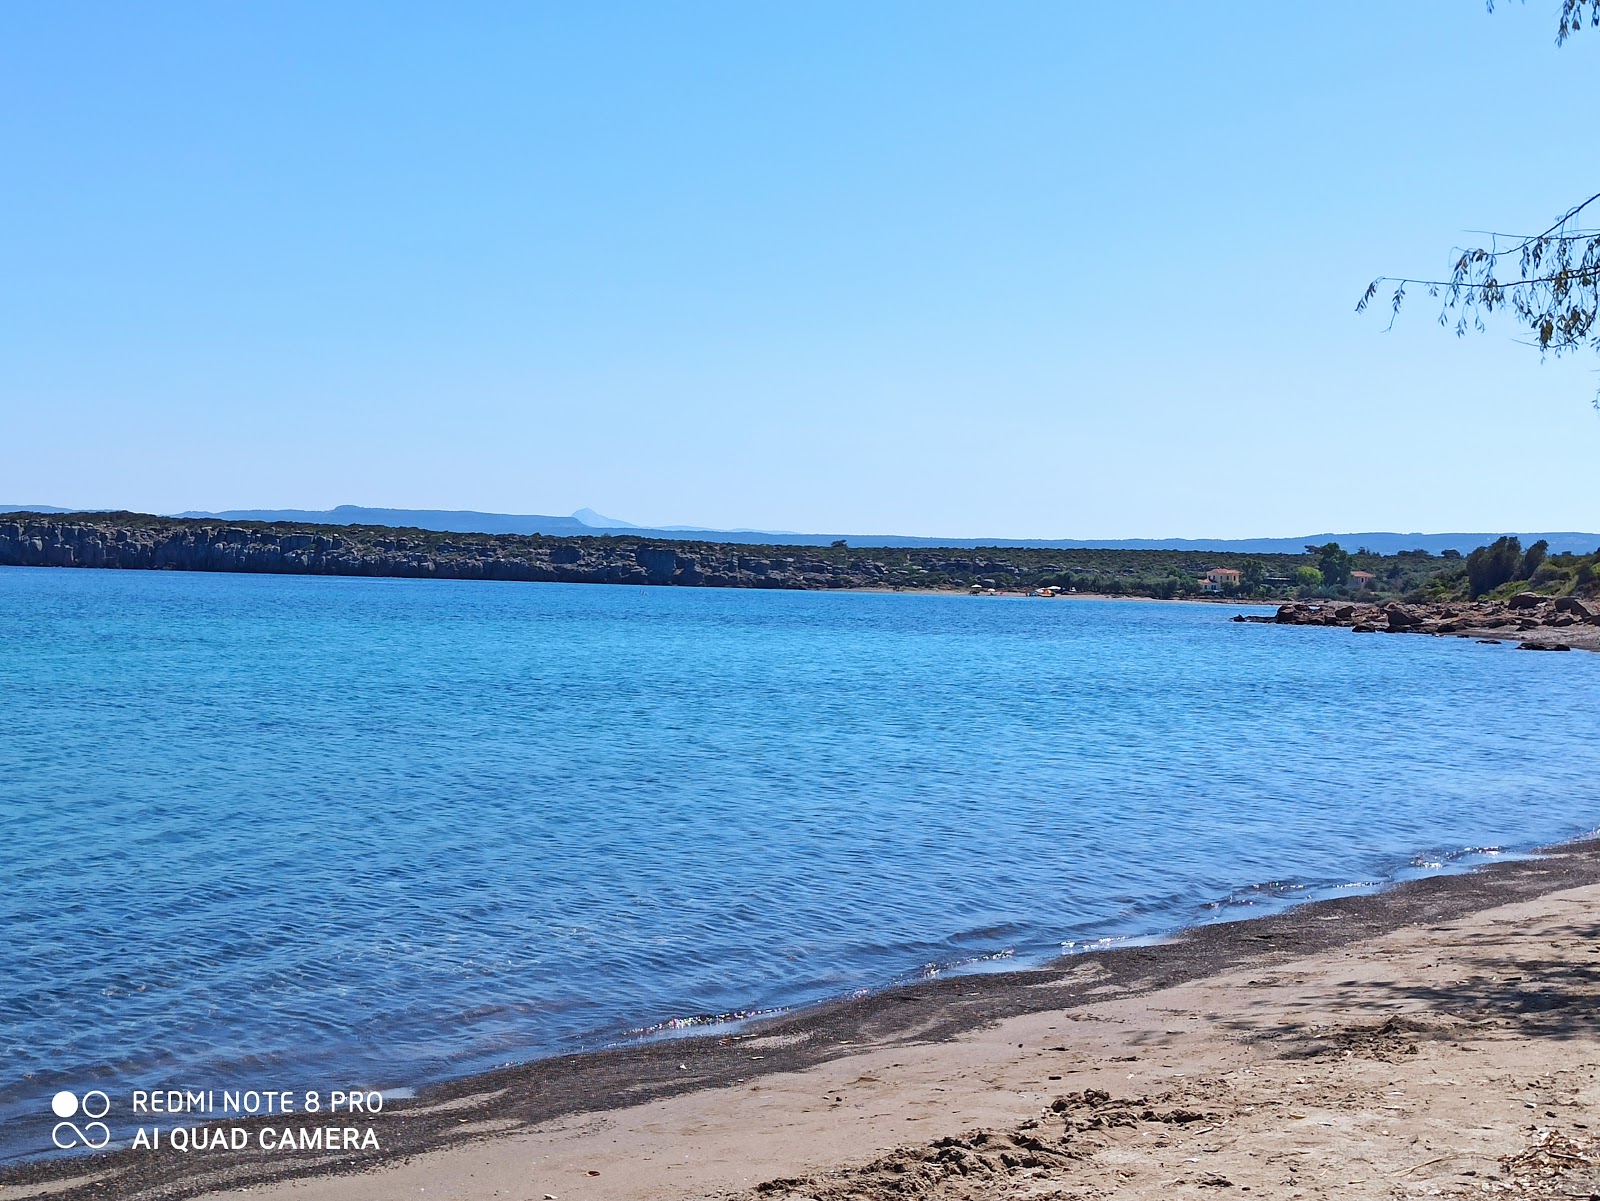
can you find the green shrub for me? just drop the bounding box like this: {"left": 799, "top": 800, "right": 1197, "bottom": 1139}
{"left": 1467, "top": 536, "right": 1523, "bottom": 596}
{"left": 1521, "top": 539, "right": 1549, "bottom": 580}
{"left": 1530, "top": 560, "right": 1571, "bottom": 588}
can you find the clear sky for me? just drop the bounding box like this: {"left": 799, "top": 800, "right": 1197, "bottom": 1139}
{"left": 2, "top": 1, "right": 1596, "bottom": 538}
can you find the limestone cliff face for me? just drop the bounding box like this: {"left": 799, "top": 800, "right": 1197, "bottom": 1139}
{"left": 0, "top": 515, "right": 900, "bottom": 590}
{"left": 8, "top": 513, "right": 1296, "bottom": 595}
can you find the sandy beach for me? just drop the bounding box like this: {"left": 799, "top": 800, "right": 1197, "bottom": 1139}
{"left": 9, "top": 7, "right": 1599, "bottom": 1201}
{"left": 10, "top": 839, "right": 1600, "bottom": 1201}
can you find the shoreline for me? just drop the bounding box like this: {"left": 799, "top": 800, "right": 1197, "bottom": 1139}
{"left": 0, "top": 561, "right": 1273, "bottom": 605}
{"left": 0, "top": 513, "right": 1459, "bottom": 602}
{"left": 1251, "top": 596, "right": 1600, "bottom": 652}
{"left": 838, "top": 586, "right": 1268, "bottom": 605}
{"left": 12, "top": 834, "right": 1600, "bottom": 1200}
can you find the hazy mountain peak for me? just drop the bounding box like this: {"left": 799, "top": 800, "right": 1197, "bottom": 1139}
{"left": 571, "top": 508, "right": 636, "bottom": 529}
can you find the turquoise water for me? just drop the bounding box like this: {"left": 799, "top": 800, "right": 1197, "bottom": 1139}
{"left": 3, "top": 566, "right": 1598, "bottom": 1155}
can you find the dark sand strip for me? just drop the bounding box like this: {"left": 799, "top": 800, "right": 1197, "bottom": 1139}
{"left": 6, "top": 838, "right": 1600, "bottom": 1200}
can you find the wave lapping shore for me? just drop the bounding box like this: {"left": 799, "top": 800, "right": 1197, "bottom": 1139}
{"left": 1239, "top": 594, "right": 1600, "bottom": 651}
{"left": 13, "top": 841, "right": 1600, "bottom": 1201}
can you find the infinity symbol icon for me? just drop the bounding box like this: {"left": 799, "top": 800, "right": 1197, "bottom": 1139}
{"left": 52, "top": 1121, "right": 111, "bottom": 1149}
{"left": 49, "top": 1089, "right": 111, "bottom": 1149}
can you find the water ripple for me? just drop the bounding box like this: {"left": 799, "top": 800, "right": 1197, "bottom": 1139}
{"left": 1, "top": 569, "right": 1598, "bottom": 1159}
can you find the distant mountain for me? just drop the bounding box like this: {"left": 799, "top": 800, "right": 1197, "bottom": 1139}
{"left": 172, "top": 505, "right": 598, "bottom": 537}
{"left": 169, "top": 505, "right": 798, "bottom": 541}
{"left": 10, "top": 503, "right": 1599, "bottom": 556}
{"left": 569, "top": 508, "right": 637, "bottom": 529}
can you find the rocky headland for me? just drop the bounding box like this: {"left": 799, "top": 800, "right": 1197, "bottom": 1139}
{"left": 5, "top": 514, "right": 1595, "bottom": 625}
{"left": 0, "top": 512, "right": 1072, "bottom": 591}
{"left": 1238, "top": 592, "right": 1600, "bottom": 651}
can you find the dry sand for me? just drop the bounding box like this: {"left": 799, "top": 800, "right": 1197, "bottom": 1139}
{"left": 12, "top": 843, "right": 1600, "bottom": 1201}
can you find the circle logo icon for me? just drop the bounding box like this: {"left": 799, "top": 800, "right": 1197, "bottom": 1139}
{"left": 50, "top": 1090, "right": 110, "bottom": 1150}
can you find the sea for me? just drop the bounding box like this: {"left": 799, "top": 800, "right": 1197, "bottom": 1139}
{"left": 3, "top": 565, "right": 1598, "bottom": 1159}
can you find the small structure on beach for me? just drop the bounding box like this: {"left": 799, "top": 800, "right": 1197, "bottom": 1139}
{"left": 1350, "top": 570, "right": 1377, "bottom": 589}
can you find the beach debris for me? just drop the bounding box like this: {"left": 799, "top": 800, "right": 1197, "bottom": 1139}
{"left": 1254, "top": 1014, "right": 1439, "bottom": 1062}
{"left": 1498, "top": 1128, "right": 1600, "bottom": 1197}
{"left": 742, "top": 1090, "right": 1218, "bottom": 1199}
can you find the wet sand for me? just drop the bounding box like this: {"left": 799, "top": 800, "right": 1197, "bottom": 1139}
{"left": 10, "top": 839, "right": 1600, "bottom": 1201}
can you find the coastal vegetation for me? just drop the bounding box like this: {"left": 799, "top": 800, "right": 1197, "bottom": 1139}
{"left": 5, "top": 510, "right": 1595, "bottom": 603}
{"left": 1409, "top": 534, "right": 1600, "bottom": 602}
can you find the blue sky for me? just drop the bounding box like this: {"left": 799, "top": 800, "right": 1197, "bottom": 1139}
{"left": 2, "top": 1, "right": 1596, "bottom": 538}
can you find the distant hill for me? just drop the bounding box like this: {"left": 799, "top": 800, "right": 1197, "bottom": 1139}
{"left": 569, "top": 508, "right": 636, "bottom": 529}
{"left": 172, "top": 505, "right": 602, "bottom": 537}
{"left": 1017, "top": 532, "right": 1600, "bottom": 556}
{"left": 9, "top": 503, "right": 1599, "bottom": 556}
{"left": 170, "top": 505, "right": 800, "bottom": 540}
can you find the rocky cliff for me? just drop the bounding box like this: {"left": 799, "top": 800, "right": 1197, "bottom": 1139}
{"left": 0, "top": 512, "right": 1495, "bottom": 600}
{"left": 0, "top": 513, "right": 999, "bottom": 591}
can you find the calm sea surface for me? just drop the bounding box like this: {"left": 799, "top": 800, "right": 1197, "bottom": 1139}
{"left": 3, "top": 567, "right": 1598, "bottom": 1155}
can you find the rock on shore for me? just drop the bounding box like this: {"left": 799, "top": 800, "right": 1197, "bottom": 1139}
{"left": 1234, "top": 595, "right": 1600, "bottom": 651}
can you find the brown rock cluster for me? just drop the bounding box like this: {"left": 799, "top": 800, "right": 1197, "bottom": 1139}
{"left": 1234, "top": 593, "right": 1598, "bottom": 651}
